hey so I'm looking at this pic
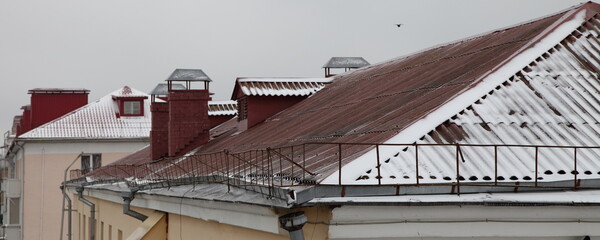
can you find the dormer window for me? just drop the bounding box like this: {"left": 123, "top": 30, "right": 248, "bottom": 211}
{"left": 123, "top": 100, "right": 142, "bottom": 115}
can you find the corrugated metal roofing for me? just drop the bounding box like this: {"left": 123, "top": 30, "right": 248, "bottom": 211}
{"left": 167, "top": 69, "right": 212, "bottom": 82}
{"left": 323, "top": 57, "right": 370, "bottom": 68}
{"left": 234, "top": 77, "right": 331, "bottom": 97}
{"left": 208, "top": 100, "right": 237, "bottom": 116}
{"left": 326, "top": 6, "right": 600, "bottom": 185}
{"left": 20, "top": 86, "right": 151, "bottom": 139}
{"left": 93, "top": 3, "right": 600, "bottom": 188}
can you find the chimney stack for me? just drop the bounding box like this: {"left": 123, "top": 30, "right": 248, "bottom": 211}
{"left": 16, "top": 88, "right": 89, "bottom": 136}
{"left": 150, "top": 69, "right": 212, "bottom": 160}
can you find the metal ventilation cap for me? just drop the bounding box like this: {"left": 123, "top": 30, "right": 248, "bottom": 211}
{"left": 150, "top": 83, "right": 186, "bottom": 95}
{"left": 167, "top": 69, "right": 212, "bottom": 82}
{"left": 322, "top": 57, "right": 370, "bottom": 68}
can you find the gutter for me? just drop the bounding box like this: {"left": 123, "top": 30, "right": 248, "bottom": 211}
{"left": 76, "top": 187, "right": 95, "bottom": 240}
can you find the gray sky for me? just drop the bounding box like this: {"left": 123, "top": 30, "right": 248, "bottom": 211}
{"left": 0, "top": 0, "right": 585, "bottom": 134}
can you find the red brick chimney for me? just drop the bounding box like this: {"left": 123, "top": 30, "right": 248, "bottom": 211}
{"left": 16, "top": 88, "right": 89, "bottom": 136}
{"left": 150, "top": 70, "right": 212, "bottom": 159}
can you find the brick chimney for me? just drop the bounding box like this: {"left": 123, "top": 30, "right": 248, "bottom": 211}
{"left": 150, "top": 70, "right": 212, "bottom": 160}
{"left": 16, "top": 88, "right": 89, "bottom": 136}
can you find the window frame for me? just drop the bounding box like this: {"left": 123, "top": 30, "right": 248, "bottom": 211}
{"left": 113, "top": 96, "right": 147, "bottom": 117}
{"left": 81, "top": 153, "right": 102, "bottom": 174}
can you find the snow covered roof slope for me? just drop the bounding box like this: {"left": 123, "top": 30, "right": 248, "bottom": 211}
{"left": 20, "top": 86, "right": 151, "bottom": 139}
{"left": 232, "top": 77, "right": 331, "bottom": 98}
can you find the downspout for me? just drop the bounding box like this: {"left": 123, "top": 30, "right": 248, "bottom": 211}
{"left": 279, "top": 211, "right": 308, "bottom": 240}
{"left": 121, "top": 188, "right": 148, "bottom": 221}
{"left": 60, "top": 153, "right": 82, "bottom": 240}
{"left": 59, "top": 185, "right": 72, "bottom": 240}
{"left": 76, "top": 186, "right": 95, "bottom": 240}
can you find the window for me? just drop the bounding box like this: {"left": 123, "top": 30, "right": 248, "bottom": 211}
{"left": 8, "top": 197, "right": 19, "bottom": 225}
{"left": 81, "top": 154, "right": 102, "bottom": 174}
{"left": 123, "top": 101, "right": 141, "bottom": 115}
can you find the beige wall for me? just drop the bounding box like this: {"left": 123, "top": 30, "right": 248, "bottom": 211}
{"left": 71, "top": 195, "right": 331, "bottom": 240}
{"left": 20, "top": 140, "right": 148, "bottom": 240}
{"left": 72, "top": 195, "right": 157, "bottom": 240}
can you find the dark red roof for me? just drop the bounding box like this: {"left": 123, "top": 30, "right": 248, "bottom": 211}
{"left": 95, "top": 2, "right": 600, "bottom": 182}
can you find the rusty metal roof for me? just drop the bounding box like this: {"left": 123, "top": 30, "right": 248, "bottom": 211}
{"left": 231, "top": 77, "right": 331, "bottom": 99}
{"left": 323, "top": 57, "right": 370, "bottom": 68}
{"left": 91, "top": 3, "right": 600, "bottom": 189}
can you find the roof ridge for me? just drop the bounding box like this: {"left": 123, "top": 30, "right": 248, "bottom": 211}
{"left": 336, "top": 2, "right": 590, "bottom": 79}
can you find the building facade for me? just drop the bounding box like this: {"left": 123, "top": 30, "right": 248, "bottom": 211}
{"left": 66, "top": 3, "right": 600, "bottom": 240}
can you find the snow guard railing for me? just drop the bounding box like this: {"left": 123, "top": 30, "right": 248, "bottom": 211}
{"left": 70, "top": 143, "right": 600, "bottom": 195}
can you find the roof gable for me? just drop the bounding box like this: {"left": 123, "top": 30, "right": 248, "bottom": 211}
{"left": 20, "top": 86, "right": 151, "bottom": 139}
{"left": 324, "top": 4, "right": 600, "bottom": 184}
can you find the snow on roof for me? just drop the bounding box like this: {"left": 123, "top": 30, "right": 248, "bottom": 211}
{"left": 309, "top": 190, "right": 600, "bottom": 205}
{"left": 111, "top": 86, "right": 148, "bottom": 98}
{"left": 208, "top": 100, "right": 237, "bottom": 116}
{"left": 234, "top": 77, "right": 331, "bottom": 97}
{"left": 20, "top": 86, "right": 151, "bottom": 139}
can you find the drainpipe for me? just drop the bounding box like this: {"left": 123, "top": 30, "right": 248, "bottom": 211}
{"left": 76, "top": 186, "right": 95, "bottom": 240}
{"left": 279, "top": 211, "right": 307, "bottom": 240}
{"left": 60, "top": 185, "right": 72, "bottom": 240}
{"left": 121, "top": 188, "right": 148, "bottom": 221}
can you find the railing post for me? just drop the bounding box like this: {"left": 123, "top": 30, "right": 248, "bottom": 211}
{"left": 415, "top": 144, "right": 419, "bottom": 185}
{"left": 338, "top": 144, "right": 342, "bottom": 186}
{"left": 302, "top": 144, "right": 306, "bottom": 183}
{"left": 456, "top": 144, "right": 460, "bottom": 195}
{"left": 574, "top": 147, "right": 578, "bottom": 189}
{"left": 225, "top": 151, "right": 231, "bottom": 191}
{"left": 494, "top": 145, "right": 498, "bottom": 186}
{"left": 534, "top": 146, "right": 539, "bottom": 187}
{"left": 376, "top": 144, "right": 381, "bottom": 185}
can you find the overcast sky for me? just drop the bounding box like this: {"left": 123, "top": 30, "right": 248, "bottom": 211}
{"left": 0, "top": 0, "right": 585, "bottom": 135}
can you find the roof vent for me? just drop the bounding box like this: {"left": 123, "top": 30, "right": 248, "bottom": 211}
{"left": 323, "top": 57, "right": 369, "bottom": 77}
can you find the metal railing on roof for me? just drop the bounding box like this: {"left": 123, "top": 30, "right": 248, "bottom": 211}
{"left": 69, "top": 143, "right": 600, "bottom": 197}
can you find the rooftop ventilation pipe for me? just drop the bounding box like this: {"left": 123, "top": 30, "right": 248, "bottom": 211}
{"left": 279, "top": 211, "right": 308, "bottom": 240}
{"left": 76, "top": 186, "right": 95, "bottom": 240}
{"left": 121, "top": 188, "right": 148, "bottom": 221}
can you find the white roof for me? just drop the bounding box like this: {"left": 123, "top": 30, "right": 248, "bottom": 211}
{"left": 237, "top": 77, "right": 332, "bottom": 97}
{"left": 20, "top": 86, "right": 151, "bottom": 139}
